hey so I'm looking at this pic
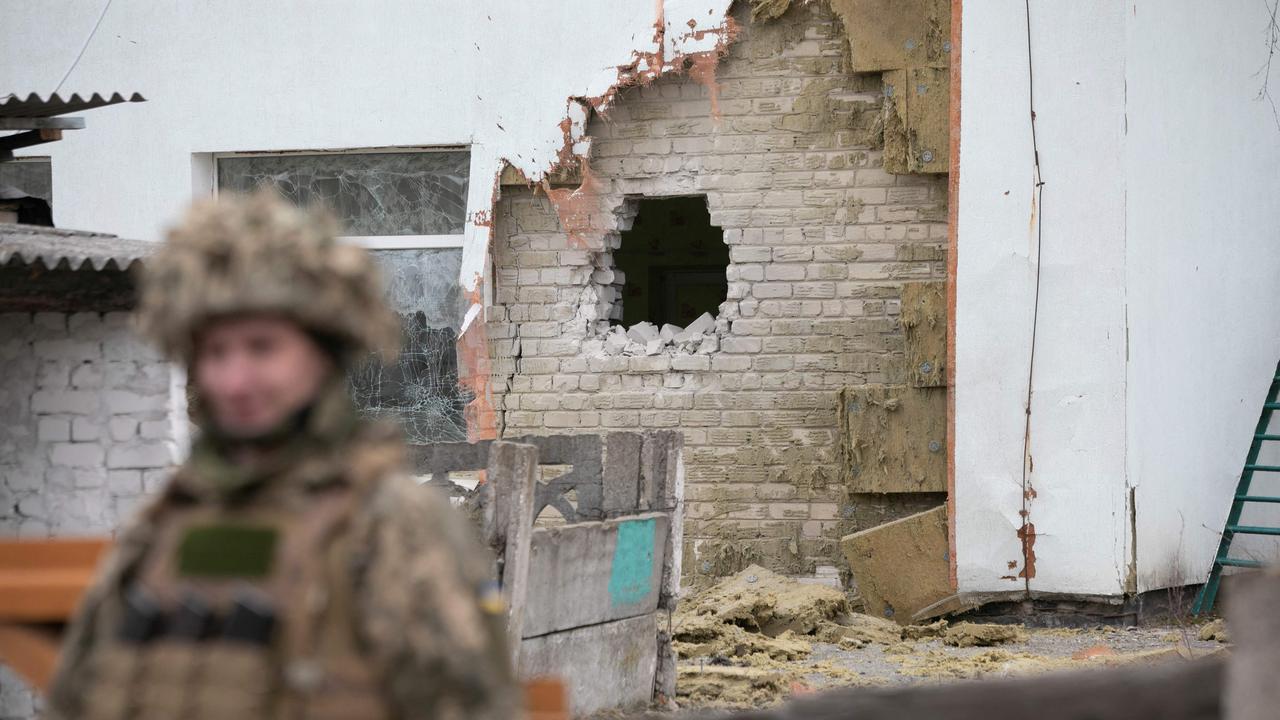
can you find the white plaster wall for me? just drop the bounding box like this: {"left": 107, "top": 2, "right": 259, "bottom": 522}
{"left": 1125, "top": 1, "right": 1280, "bottom": 592}
{"left": 957, "top": 0, "right": 1280, "bottom": 596}
{"left": 955, "top": 1, "right": 1130, "bottom": 596}
{"left": 0, "top": 0, "right": 732, "bottom": 311}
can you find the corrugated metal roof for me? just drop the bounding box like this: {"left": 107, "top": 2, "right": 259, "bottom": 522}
{"left": 0, "top": 92, "right": 145, "bottom": 119}
{"left": 0, "top": 224, "right": 153, "bottom": 271}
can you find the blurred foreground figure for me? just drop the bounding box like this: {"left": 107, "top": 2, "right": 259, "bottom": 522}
{"left": 47, "top": 192, "right": 516, "bottom": 720}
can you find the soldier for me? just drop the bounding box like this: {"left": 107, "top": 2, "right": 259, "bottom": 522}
{"left": 47, "top": 192, "right": 518, "bottom": 720}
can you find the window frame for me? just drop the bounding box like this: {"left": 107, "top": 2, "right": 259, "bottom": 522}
{"left": 211, "top": 146, "right": 468, "bottom": 250}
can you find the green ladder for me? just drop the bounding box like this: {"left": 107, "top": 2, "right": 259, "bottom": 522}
{"left": 1193, "top": 358, "right": 1280, "bottom": 614}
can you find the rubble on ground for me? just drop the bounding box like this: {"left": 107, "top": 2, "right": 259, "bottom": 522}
{"left": 942, "top": 622, "right": 1025, "bottom": 647}
{"left": 673, "top": 565, "right": 951, "bottom": 706}
{"left": 672, "top": 566, "right": 1230, "bottom": 710}
{"left": 1198, "top": 618, "right": 1230, "bottom": 643}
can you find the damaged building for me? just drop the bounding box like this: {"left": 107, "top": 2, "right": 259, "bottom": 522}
{"left": 2, "top": 1, "right": 1280, "bottom": 712}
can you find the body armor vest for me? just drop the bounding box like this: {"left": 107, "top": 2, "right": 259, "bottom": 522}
{"left": 79, "top": 445, "right": 392, "bottom": 720}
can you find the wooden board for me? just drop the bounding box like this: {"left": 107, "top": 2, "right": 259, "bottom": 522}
{"left": 901, "top": 281, "right": 946, "bottom": 387}
{"left": 0, "top": 538, "right": 106, "bottom": 621}
{"left": 840, "top": 385, "right": 946, "bottom": 492}
{"left": 521, "top": 512, "right": 669, "bottom": 638}
{"left": 841, "top": 505, "right": 951, "bottom": 623}
{"left": 518, "top": 613, "right": 659, "bottom": 717}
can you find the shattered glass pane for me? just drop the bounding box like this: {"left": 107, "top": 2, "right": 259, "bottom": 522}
{"left": 217, "top": 151, "right": 469, "bottom": 235}
{"left": 348, "top": 249, "right": 468, "bottom": 443}
{"left": 0, "top": 158, "right": 52, "bottom": 203}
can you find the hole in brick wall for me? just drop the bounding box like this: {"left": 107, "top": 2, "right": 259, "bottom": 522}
{"left": 612, "top": 195, "right": 728, "bottom": 330}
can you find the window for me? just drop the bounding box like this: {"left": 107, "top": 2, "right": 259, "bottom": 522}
{"left": 613, "top": 196, "right": 728, "bottom": 328}
{"left": 0, "top": 156, "right": 53, "bottom": 225}
{"left": 214, "top": 149, "right": 469, "bottom": 442}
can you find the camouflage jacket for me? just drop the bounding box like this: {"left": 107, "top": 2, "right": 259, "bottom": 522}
{"left": 47, "top": 389, "right": 517, "bottom": 720}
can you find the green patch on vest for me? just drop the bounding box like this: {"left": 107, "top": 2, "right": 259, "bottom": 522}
{"left": 178, "top": 524, "right": 278, "bottom": 577}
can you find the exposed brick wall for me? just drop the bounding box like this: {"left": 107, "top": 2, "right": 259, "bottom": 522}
{"left": 490, "top": 3, "right": 947, "bottom": 586}
{"left": 0, "top": 311, "right": 176, "bottom": 537}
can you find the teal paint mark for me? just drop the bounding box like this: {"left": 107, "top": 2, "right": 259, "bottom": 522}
{"left": 608, "top": 518, "right": 657, "bottom": 607}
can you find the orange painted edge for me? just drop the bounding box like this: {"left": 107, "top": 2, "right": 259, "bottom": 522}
{"left": 0, "top": 569, "right": 97, "bottom": 621}
{"left": 945, "top": 0, "right": 962, "bottom": 592}
{"left": 0, "top": 538, "right": 108, "bottom": 571}
{"left": 0, "top": 623, "right": 62, "bottom": 692}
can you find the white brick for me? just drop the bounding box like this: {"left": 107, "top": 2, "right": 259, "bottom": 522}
{"left": 107, "top": 443, "right": 171, "bottom": 469}
{"left": 74, "top": 468, "right": 105, "bottom": 489}
{"left": 140, "top": 420, "right": 171, "bottom": 440}
{"left": 31, "top": 389, "right": 98, "bottom": 414}
{"left": 107, "top": 470, "right": 142, "bottom": 494}
{"left": 36, "top": 417, "right": 70, "bottom": 442}
{"left": 143, "top": 469, "right": 170, "bottom": 493}
{"left": 50, "top": 442, "right": 104, "bottom": 468}
{"left": 71, "top": 417, "right": 101, "bottom": 442}
{"left": 70, "top": 362, "right": 104, "bottom": 389}
{"left": 104, "top": 389, "right": 168, "bottom": 414}
{"left": 108, "top": 417, "right": 138, "bottom": 441}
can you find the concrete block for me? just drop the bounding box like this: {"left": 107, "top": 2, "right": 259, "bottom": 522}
{"left": 107, "top": 417, "right": 138, "bottom": 441}
{"left": 31, "top": 389, "right": 99, "bottom": 415}
{"left": 605, "top": 326, "right": 629, "bottom": 354}
{"left": 602, "top": 433, "right": 643, "bottom": 515}
{"left": 107, "top": 442, "right": 171, "bottom": 469}
{"left": 518, "top": 613, "right": 658, "bottom": 717}
{"left": 71, "top": 417, "right": 101, "bottom": 442}
{"left": 626, "top": 322, "right": 659, "bottom": 345}
{"left": 37, "top": 417, "right": 71, "bottom": 442}
{"left": 139, "top": 420, "right": 170, "bottom": 440}
{"left": 50, "top": 442, "right": 104, "bottom": 468}
{"left": 70, "top": 361, "right": 105, "bottom": 389}
{"left": 107, "top": 470, "right": 143, "bottom": 494}
{"left": 841, "top": 505, "right": 950, "bottom": 624}
{"left": 674, "top": 312, "right": 716, "bottom": 343}
{"left": 104, "top": 389, "right": 168, "bottom": 414}
{"left": 522, "top": 512, "right": 669, "bottom": 638}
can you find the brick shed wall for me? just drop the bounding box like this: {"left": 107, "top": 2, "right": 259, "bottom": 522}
{"left": 0, "top": 311, "right": 177, "bottom": 539}
{"left": 0, "top": 311, "right": 179, "bottom": 717}
{"left": 489, "top": 3, "right": 948, "bottom": 586}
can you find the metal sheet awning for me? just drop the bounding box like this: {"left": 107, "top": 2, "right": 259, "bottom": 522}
{"left": 0, "top": 92, "right": 145, "bottom": 119}
{"left": 0, "top": 92, "right": 146, "bottom": 156}
{"left": 0, "top": 223, "right": 153, "bottom": 271}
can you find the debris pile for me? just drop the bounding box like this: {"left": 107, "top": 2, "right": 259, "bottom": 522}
{"left": 669, "top": 566, "right": 1216, "bottom": 709}
{"left": 1198, "top": 619, "right": 1230, "bottom": 643}
{"left": 942, "top": 622, "right": 1025, "bottom": 648}
{"left": 673, "top": 565, "right": 989, "bottom": 706}
{"left": 584, "top": 313, "right": 719, "bottom": 357}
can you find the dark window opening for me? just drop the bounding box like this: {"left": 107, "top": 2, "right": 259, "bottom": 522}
{"left": 612, "top": 196, "right": 728, "bottom": 328}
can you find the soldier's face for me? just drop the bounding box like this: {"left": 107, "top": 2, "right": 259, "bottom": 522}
{"left": 193, "top": 315, "right": 333, "bottom": 438}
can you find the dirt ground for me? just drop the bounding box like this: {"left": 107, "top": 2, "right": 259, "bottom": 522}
{"left": 672, "top": 565, "right": 1229, "bottom": 710}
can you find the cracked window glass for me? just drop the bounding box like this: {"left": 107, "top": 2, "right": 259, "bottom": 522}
{"left": 217, "top": 151, "right": 468, "bottom": 235}
{"left": 216, "top": 151, "right": 469, "bottom": 442}
{"left": 350, "top": 248, "right": 467, "bottom": 443}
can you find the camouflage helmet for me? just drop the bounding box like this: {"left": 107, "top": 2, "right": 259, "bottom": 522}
{"left": 136, "top": 190, "right": 400, "bottom": 367}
